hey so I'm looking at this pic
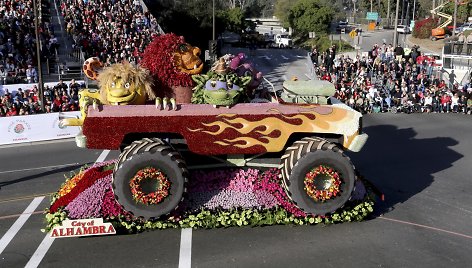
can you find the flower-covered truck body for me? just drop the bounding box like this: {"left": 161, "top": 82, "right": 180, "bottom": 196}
{"left": 76, "top": 80, "right": 368, "bottom": 219}
{"left": 80, "top": 102, "right": 366, "bottom": 154}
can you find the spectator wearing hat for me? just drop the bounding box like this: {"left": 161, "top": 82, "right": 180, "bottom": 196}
{"left": 25, "top": 65, "right": 37, "bottom": 83}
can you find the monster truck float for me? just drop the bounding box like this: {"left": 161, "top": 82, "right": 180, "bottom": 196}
{"left": 59, "top": 33, "right": 368, "bottom": 222}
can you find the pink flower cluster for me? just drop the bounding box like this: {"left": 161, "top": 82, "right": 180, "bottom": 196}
{"left": 65, "top": 175, "right": 112, "bottom": 219}
{"left": 254, "top": 169, "right": 306, "bottom": 217}
{"left": 101, "top": 188, "right": 125, "bottom": 218}
{"left": 185, "top": 168, "right": 302, "bottom": 215}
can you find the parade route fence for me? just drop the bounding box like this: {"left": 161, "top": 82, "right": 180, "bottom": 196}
{"left": 0, "top": 112, "right": 81, "bottom": 146}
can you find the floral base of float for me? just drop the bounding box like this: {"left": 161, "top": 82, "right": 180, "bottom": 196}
{"left": 43, "top": 160, "right": 378, "bottom": 234}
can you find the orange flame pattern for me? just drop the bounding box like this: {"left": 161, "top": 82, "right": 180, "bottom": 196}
{"left": 188, "top": 107, "right": 359, "bottom": 152}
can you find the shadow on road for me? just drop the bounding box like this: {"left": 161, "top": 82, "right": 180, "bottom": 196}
{"left": 0, "top": 163, "right": 89, "bottom": 189}
{"left": 348, "top": 124, "right": 463, "bottom": 216}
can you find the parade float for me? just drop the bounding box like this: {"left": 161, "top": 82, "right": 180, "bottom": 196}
{"left": 46, "top": 33, "right": 375, "bottom": 235}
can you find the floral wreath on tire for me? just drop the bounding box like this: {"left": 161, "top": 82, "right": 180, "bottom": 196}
{"left": 129, "top": 167, "right": 171, "bottom": 205}
{"left": 304, "top": 165, "right": 342, "bottom": 202}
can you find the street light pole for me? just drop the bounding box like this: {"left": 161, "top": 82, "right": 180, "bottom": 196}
{"left": 412, "top": 0, "right": 416, "bottom": 21}
{"left": 212, "top": 0, "right": 215, "bottom": 41}
{"left": 452, "top": 0, "right": 458, "bottom": 37}
{"left": 393, "top": 0, "right": 400, "bottom": 46}
{"left": 33, "top": 0, "right": 44, "bottom": 112}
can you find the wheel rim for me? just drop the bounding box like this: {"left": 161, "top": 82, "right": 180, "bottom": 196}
{"left": 129, "top": 167, "right": 171, "bottom": 205}
{"left": 304, "top": 165, "right": 342, "bottom": 202}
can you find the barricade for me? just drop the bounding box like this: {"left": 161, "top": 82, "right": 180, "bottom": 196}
{"left": 0, "top": 111, "right": 81, "bottom": 145}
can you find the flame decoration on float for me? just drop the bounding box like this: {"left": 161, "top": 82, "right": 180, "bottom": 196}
{"left": 188, "top": 107, "right": 356, "bottom": 152}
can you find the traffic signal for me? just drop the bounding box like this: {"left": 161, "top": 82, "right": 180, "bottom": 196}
{"left": 209, "top": 40, "right": 218, "bottom": 56}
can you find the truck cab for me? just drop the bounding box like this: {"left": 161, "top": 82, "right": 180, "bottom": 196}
{"left": 274, "top": 34, "right": 293, "bottom": 48}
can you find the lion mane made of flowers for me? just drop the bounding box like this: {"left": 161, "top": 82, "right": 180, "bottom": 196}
{"left": 140, "top": 33, "right": 204, "bottom": 100}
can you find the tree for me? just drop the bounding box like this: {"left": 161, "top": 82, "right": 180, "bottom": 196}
{"left": 274, "top": 0, "right": 295, "bottom": 28}
{"left": 287, "top": 0, "right": 334, "bottom": 37}
{"left": 143, "top": 0, "right": 225, "bottom": 50}
{"left": 218, "top": 8, "right": 246, "bottom": 33}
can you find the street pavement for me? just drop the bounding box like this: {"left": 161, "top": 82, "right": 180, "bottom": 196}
{"left": 0, "top": 113, "right": 471, "bottom": 267}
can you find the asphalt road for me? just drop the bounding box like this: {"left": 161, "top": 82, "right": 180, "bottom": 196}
{"left": 220, "top": 45, "right": 313, "bottom": 90}
{"left": 1, "top": 113, "right": 471, "bottom": 267}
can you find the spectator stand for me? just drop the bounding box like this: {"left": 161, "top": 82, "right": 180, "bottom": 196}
{"left": 308, "top": 43, "right": 472, "bottom": 115}
{"left": 0, "top": 79, "right": 85, "bottom": 117}
{"left": 58, "top": 0, "right": 163, "bottom": 67}
{"left": 0, "top": 0, "right": 56, "bottom": 84}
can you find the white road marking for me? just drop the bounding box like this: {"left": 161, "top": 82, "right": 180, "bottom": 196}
{"left": 24, "top": 150, "right": 110, "bottom": 267}
{"left": 178, "top": 228, "right": 193, "bottom": 268}
{"left": 25, "top": 235, "right": 55, "bottom": 268}
{"left": 0, "top": 196, "right": 45, "bottom": 255}
{"left": 96, "top": 150, "right": 111, "bottom": 163}
{"left": 281, "top": 55, "right": 289, "bottom": 60}
{"left": 0, "top": 163, "right": 80, "bottom": 174}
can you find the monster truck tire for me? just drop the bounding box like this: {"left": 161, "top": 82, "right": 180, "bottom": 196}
{"left": 279, "top": 137, "right": 356, "bottom": 216}
{"left": 113, "top": 138, "right": 188, "bottom": 219}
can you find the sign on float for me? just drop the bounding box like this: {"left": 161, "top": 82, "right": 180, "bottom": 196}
{"left": 49, "top": 218, "right": 116, "bottom": 238}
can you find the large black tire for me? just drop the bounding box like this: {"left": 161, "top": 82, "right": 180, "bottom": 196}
{"left": 113, "top": 138, "right": 188, "bottom": 220}
{"left": 279, "top": 137, "right": 356, "bottom": 215}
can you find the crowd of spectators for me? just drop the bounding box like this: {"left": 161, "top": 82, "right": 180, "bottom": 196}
{"left": 0, "top": 0, "right": 57, "bottom": 85}
{"left": 311, "top": 44, "right": 472, "bottom": 114}
{"left": 0, "top": 79, "right": 84, "bottom": 117}
{"left": 60, "top": 0, "right": 161, "bottom": 66}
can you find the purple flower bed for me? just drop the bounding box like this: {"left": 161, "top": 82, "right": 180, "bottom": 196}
{"left": 65, "top": 175, "right": 112, "bottom": 219}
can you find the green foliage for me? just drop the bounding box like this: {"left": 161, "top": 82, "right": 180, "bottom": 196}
{"left": 302, "top": 35, "right": 354, "bottom": 53}
{"left": 42, "top": 208, "right": 68, "bottom": 233}
{"left": 287, "top": 0, "right": 334, "bottom": 37}
{"left": 117, "top": 197, "right": 374, "bottom": 232}
{"left": 442, "top": 2, "right": 472, "bottom": 24}
{"left": 218, "top": 8, "right": 245, "bottom": 34}
{"left": 274, "top": 0, "right": 294, "bottom": 28}
{"left": 44, "top": 195, "right": 375, "bottom": 234}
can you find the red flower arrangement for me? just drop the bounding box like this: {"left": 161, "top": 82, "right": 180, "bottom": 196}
{"left": 50, "top": 166, "right": 113, "bottom": 213}
{"left": 129, "top": 167, "right": 171, "bottom": 205}
{"left": 304, "top": 165, "right": 342, "bottom": 202}
{"left": 140, "top": 33, "right": 194, "bottom": 90}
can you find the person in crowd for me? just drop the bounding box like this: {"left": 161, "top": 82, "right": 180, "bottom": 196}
{"left": 0, "top": 64, "right": 7, "bottom": 85}
{"left": 466, "top": 33, "right": 472, "bottom": 55}
{"left": 394, "top": 44, "right": 404, "bottom": 62}
{"left": 25, "top": 65, "right": 38, "bottom": 83}
{"left": 457, "top": 33, "right": 465, "bottom": 54}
